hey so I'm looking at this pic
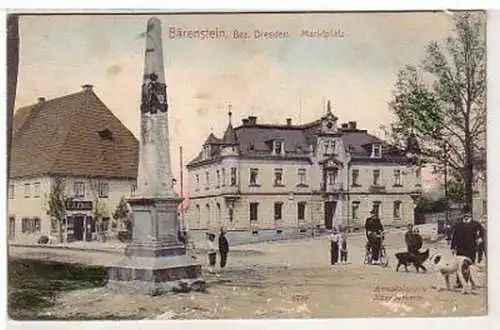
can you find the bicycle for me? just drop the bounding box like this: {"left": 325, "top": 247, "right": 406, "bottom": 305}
{"left": 363, "top": 232, "right": 389, "bottom": 268}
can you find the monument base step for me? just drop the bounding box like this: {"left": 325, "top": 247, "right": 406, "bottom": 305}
{"left": 107, "top": 254, "right": 203, "bottom": 295}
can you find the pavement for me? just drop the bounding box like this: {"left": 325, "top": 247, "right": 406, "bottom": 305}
{"left": 11, "top": 229, "right": 487, "bottom": 319}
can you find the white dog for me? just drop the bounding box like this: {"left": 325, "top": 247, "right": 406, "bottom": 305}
{"left": 427, "top": 250, "right": 477, "bottom": 294}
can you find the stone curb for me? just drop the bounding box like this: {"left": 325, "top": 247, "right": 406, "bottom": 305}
{"left": 8, "top": 243, "right": 126, "bottom": 254}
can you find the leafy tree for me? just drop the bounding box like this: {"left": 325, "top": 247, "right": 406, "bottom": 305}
{"left": 387, "top": 12, "right": 486, "bottom": 212}
{"left": 47, "top": 177, "right": 66, "bottom": 243}
{"left": 444, "top": 179, "right": 465, "bottom": 203}
{"left": 112, "top": 196, "right": 130, "bottom": 229}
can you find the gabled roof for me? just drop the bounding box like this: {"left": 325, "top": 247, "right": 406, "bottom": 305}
{"left": 9, "top": 88, "right": 139, "bottom": 179}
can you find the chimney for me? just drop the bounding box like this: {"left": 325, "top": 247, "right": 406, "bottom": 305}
{"left": 248, "top": 116, "right": 257, "bottom": 125}
{"left": 242, "top": 118, "right": 250, "bottom": 126}
{"left": 81, "top": 84, "right": 94, "bottom": 92}
{"left": 37, "top": 97, "right": 46, "bottom": 103}
{"left": 286, "top": 118, "right": 292, "bottom": 126}
{"left": 348, "top": 121, "right": 357, "bottom": 130}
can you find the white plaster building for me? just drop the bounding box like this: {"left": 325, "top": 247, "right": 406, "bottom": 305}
{"left": 185, "top": 101, "right": 422, "bottom": 238}
{"left": 8, "top": 85, "right": 138, "bottom": 242}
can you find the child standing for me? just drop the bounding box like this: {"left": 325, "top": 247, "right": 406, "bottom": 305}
{"left": 206, "top": 233, "right": 217, "bottom": 273}
{"left": 340, "top": 231, "right": 348, "bottom": 264}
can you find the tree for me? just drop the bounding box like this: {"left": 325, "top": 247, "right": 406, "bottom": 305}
{"left": 444, "top": 179, "right": 465, "bottom": 203}
{"left": 387, "top": 11, "right": 486, "bottom": 212}
{"left": 47, "top": 177, "right": 67, "bottom": 243}
{"left": 112, "top": 196, "right": 130, "bottom": 229}
{"left": 89, "top": 179, "right": 109, "bottom": 236}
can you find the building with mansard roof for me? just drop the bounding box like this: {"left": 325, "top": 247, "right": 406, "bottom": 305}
{"left": 185, "top": 101, "right": 422, "bottom": 239}
{"left": 8, "top": 85, "right": 139, "bottom": 243}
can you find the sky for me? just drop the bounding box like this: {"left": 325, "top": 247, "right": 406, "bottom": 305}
{"left": 14, "top": 12, "right": 460, "bottom": 194}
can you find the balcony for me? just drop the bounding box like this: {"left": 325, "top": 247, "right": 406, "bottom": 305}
{"left": 369, "top": 185, "right": 386, "bottom": 193}
{"left": 321, "top": 182, "right": 344, "bottom": 193}
{"left": 220, "top": 185, "right": 241, "bottom": 198}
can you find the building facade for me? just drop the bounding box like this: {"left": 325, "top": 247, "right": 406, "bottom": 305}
{"left": 185, "top": 101, "right": 422, "bottom": 237}
{"left": 8, "top": 85, "right": 138, "bottom": 243}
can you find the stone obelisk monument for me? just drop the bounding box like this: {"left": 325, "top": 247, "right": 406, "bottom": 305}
{"left": 107, "top": 17, "right": 202, "bottom": 295}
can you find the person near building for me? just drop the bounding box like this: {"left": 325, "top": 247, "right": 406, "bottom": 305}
{"left": 206, "top": 232, "right": 217, "bottom": 273}
{"left": 451, "top": 212, "right": 478, "bottom": 287}
{"left": 330, "top": 228, "right": 340, "bottom": 265}
{"left": 365, "top": 209, "right": 384, "bottom": 264}
{"left": 405, "top": 224, "right": 417, "bottom": 254}
{"left": 218, "top": 227, "right": 229, "bottom": 269}
{"left": 339, "top": 229, "right": 348, "bottom": 264}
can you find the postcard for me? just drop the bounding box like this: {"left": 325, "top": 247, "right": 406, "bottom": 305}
{"left": 7, "top": 10, "right": 487, "bottom": 321}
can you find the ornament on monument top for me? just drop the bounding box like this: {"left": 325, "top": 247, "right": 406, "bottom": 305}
{"left": 141, "top": 72, "right": 168, "bottom": 114}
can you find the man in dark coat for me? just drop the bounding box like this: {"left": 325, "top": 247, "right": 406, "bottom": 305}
{"left": 405, "top": 224, "right": 417, "bottom": 254}
{"left": 451, "top": 212, "right": 477, "bottom": 261}
{"left": 365, "top": 209, "right": 384, "bottom": 263}
{"left": 218, "top": 228, "right": 229, "bottom": 268}
{"left": 451, "top": 212, "right": 478, "bottom": 287}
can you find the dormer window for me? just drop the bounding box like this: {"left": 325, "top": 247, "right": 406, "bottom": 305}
{"left": 273, "top": 140, "right": 284, "bottom": 155}
{"left": 203, "top": 145, "right": 211, "bottom": 159}
{"left": 372, "top": 144, "right": 382, "bottom": 158}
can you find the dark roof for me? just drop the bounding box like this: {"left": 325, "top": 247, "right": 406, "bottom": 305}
{"left": 10, "top": 88, "right": 138, "bottom": 179}
{"left": 187, "top": 117, "right": 407, "bottom": 167}
{"left": 222, "top": 123, "right": 238, "bottom": 145}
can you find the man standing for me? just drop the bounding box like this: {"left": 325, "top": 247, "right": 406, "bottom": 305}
{"left": 451, "top": 212, "right": 478, "bottom": 287}
{"left": 472, "top": 219, "right": 486, "bottom": 263}
{"left": 218, "top": 228, "right": 229, "bottom": 269}
{"left": 365, "top": 209, "right": 384, "bottom": 264}
{"left": 405, "top": 224, "right": 417, "bottom": 254}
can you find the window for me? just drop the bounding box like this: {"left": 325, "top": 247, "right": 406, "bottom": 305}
{"left": 249, "top": 168, "right": 259, "bottom": 185}
{"left": 352, "top": 202, "right": 360, "bottom": 220}
{"left": 74, "top": 182, "right": 85, "bottom": 198}
{"left": 372, "top": 144, "right": 382, "bottom": 158}
{"left": 273, "top": 140, "right": 284, "bottom": 155}
{"left": 482, "top": 200, "right": 487, "bottom": 216}
{"left": 351, "top": 169, "right": 360, "bottom": 186}
{"left": 298, "top": 202, "right": 306, "bottom": 221}
{"left": 8, "top": 184, "right": 14, "bottom": 199}
{"left": 327, "top": 169, "right": 338, "bottom": 185}
{"left": 250, "top": 202, "right": 259, "bottom": 222}
{"left": 372, "top": 169, "right": 380, "bottom": 186}
{"left": 274, "top": 202, "right": 283, "bottom": 220}
{"left": 195, "top": 174, "right": 200, "bottom": 191}
{"left": 274, "top": 168, "right": 284, "bottom": 186}
{"left": 130, "top": 183, "right": 137, "bottom": 196}
{"left": 33, "top": 182, "right": 41, "bottom": 198}
{"left": 24, "top": 183, "right": 31, "bottom": 198}
{"left": 221, "top": 168, "right": 226, "bottom": 186}
{"left": 415, "top": 167, "right": 422, "bottom": 186}
{"left": 216, "top": 170, "right": 221, "bottom": 188}
{"left": 21, "top": 217, "right": 41, "bottom": 233}
{"left": 325, "top": 140, "right": 336, "bottom": 154}
{"left": 195, "top": 204, "right": 201, "bottom": 227}
{"left": 229, "top": 208, "right": 234, "bottom": 222}
{"left": 393, "top": 201, "right": 402, "bottom": 219}
{"left": 203, "top": 145, "right": 210, "bottom": 159}
{"left": 297, "top": 168, "right": 307, "bottom": 186}
{"left": 205, "top": 172, "right": 210, "bottom": 189}
{"left": 393, "top": 169, "right": 402, "bottom": 186}
{"left": 98, "top": 181, "right": 109, "bottom": 198}
{"left": 230, "top": 167, "right": 237, "bottom": 186}
{"left": 372, "top": 201, "right": 381, "bottom": 217}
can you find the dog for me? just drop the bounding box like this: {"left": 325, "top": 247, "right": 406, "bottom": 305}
{"left": 427, "top": 250, "right": 477, "bottom": 294}
{"left": 395, "top": 248, "right": 430, "bottom": 272}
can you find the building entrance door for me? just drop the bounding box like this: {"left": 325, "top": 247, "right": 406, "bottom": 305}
{"left": 324, "top": 201, "right": 337, "bottom": 229}
{"left": 8, "top": 217, "right": 15, "bottom": 240}
{"left": 73, "top": 215, "right": 85, "bottom": 241}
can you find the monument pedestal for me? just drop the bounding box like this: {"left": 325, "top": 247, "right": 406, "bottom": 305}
{"left": 107, "top": 197, "right": 203, "bottom": 295}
